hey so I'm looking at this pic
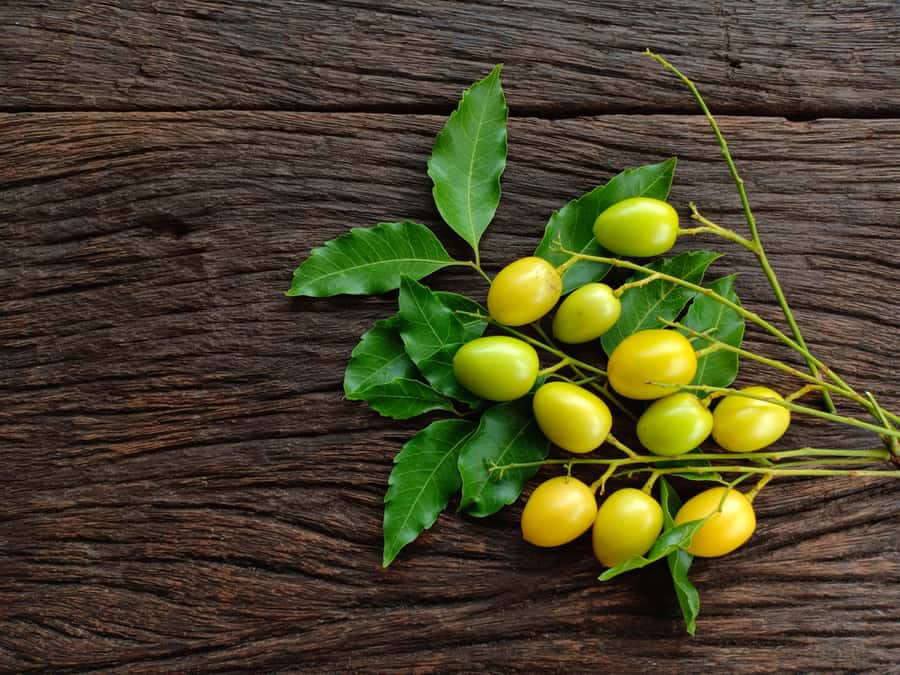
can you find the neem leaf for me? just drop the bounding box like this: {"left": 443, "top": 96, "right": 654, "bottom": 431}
{"left": 660, "top": 478, "right": 701, "bottom": 635}
{"left": 601, "top": 250, "right": 720, "bottom": 356}
{"left": 286, "top": 221, "right": 458, "bottom": 297}
{"left": 535, "top": 158, "right": 677, "bottom": 294}
{"left": 681, "top": 274, "right": 745, "bottom": 389}
{"left": 354, "top": 378, "right": 456, "bottom": 420}
{"left": 434, "top": 291, "right": 488, "bottom": 341}
{"left": 458, "top": 399, "right": 549, "bottom": 517}
{"left": 398, "top": 276, "right": 478, "bottom": 405}
{"left": 383, "top": 419, "right": 477, "bottom": 566}
{"left": 428, "top": 65, "right": 508, "bottom": 255}
{"left": 598, "top": 516, "right": 708, "bottom": 581}
{"left": 343, "top": 317, "right": 417, "bottom": 397}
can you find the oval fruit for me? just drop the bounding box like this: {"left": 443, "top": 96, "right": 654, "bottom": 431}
{"left": 674, "top": 487, "right": 756, "bottom": 557}
{"left": 637, "top": 392, "right": 713, "bottom": 456}
{"left": 452, "top": 336, "right": 539, "bottom": 401}
{"left": 593, "top": 197, "right": 679, "bottom": 257}
{"left": 521, "top": 476, "right": 598, "bottom": 547}
{"left": 592, "top": 488, "right": 664, "bottom": 567}
{"left": 487, "top": 256, "right": 562, "bottom": 326}
{"left": 532, "top": 382, "right": 613, "bottom": 453}
{"left": 712, "top": 386, "right": 791, "bottom": 452}
{"left": 607, "top": 329, "right": 697, "bottom": 400}
{"left": 552, "top": 282, "right": 622, "bottom": 344}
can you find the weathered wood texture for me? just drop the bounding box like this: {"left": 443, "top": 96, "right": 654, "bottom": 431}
{"left": 2, "top": 112, "right": 898, "bottom": 672}
{"left": 2, "top": 1, "right": 899, "bottom": 116}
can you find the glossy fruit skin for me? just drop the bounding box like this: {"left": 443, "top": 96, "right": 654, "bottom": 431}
{"left": 637, "top": 392, "right": 713, "bottom": 456}
{"left": 487, "top": 256, "right": 562, "bottom": 326}
{"left": 532, "top": 382, "right": 613, "bottom": 454}
{"left": 552, "top": 283, "right": 622, "bottom": 344}
{"left": 453, "top": 336, "right": 539, "bottom": 401}
{"left": 607, "top": 329, "right": 697, "bottom": 400}
{"left": 593, "top": 197, "right": 679, "bottom": 257}
{"left": 592, "top": 488, "right": 664, "bottom": 567}
{"left": 521, "top": 476, "right": 598, "bottom": 547}
{"left": 674, "top": 487, "right": 756, "bottom": 557}
{"left": 712, "top": 386, "right": 791, "bottom": 452}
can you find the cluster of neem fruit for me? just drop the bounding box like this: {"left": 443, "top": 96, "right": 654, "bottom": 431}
{"left": 454, "top": 197, "right": 782, "bottom": 567}
{"left": 286, "top": 58, "right": 899, "bottom": 634}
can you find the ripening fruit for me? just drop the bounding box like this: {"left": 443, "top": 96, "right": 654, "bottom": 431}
{"left": 521, "top": 476, "right": 598, "bottom": 547}
{"left": 532, "top": 382, "right": 613, "bottom": 454}
{"left": 452, "top": 336, "right": 539, "bottom": 401}
{"left": 712, "top": 386, "right": 791, "bottom": 452}
{"left": 593, "top": 197, "right": 679, "bottom": 257}
{"left": 637, "top": 392, "right": 713, "bottom": 457}
{"left": 607, "top": 329, "right": 697, "bottom": 400}
{"left": 592, "top": 488, "right": 664, "bottom": 567}
{"left": 674, "top": 487, "right": 756, "bottom": 557}
{"left": 487, "top": 256, "right": 562, "bottom": 326}
{"left": 551, "top": 282, "right": 622, "bottom": 344}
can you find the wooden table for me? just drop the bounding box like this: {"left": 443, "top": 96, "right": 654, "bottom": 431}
{"left": 2, "top": 2, "right": 898, "bottom": 672}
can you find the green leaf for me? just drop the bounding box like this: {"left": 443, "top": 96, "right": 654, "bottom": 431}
{"left": 534, "top": 159, "right": 677, "bottom": 294}
{"left": 353, "top": 378, "right": 456, "bottom": 420}
{"left": 457, "top": 399, "right": 549, "bottom": 517}
{"left": 286, "top": 221, "right": 458, "bottom": 297}
{"left": 660, "top": 478, "right": 701, "bottom": 636}
{"left": 681, "top": 274, "right": 745, "bottom": 388}
{"left": 434, "top": 291, "right": 488, "bottom": 342}
{"left": 383, "top": 419, "right": 477, "bottom": 566}
{"left": 601, "top": 250, "right": 720, "bottom": 356}
{"left": 343, "top": 317, "right": 417, "bottom": 396}
{"left": 598, "top": 516, "right": 709, "bottom": 581}
{"left": 428, "top": 65, "right": 508, "bottom": 255}
{"left": 398, "top": 276, "right": 478, "bottom": 405}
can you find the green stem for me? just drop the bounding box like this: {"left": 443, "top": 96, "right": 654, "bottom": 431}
{"left": 489, "top": 447, "right": 891, "bottom": 474}
{"left": 460, "top": 260, "right": 492, "bottom": 284}
{"left": 622, "top": 465, "right": 900, "bottom": 479}
{"left": 537, "top": 359, "right": 571, "bottom": 377}
{"left": 645, "top": 49, "right": 834, "bottom": 413}
{"left": 658, "top": 382, "right": 900, "bottom": 439}
{"left": 743, "top": 475, "right": 771, "bottom": 503}
{"left": 615, "top": 272, "right": 663, "bottom": 297}
{"left": 664, "top": 319, "right": 870, "bottom": 407}
{"left": 688, "top": 203, "right": 756, "bottom": 251}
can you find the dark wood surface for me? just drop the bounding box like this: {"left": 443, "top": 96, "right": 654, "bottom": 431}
{"left": 2, "top": 3, "right": 899, "bottom": 673}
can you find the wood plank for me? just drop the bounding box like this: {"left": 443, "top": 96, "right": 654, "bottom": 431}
{"left": 1, "top": 1, "right": 899, "bottom": 115}
{"left": 1, "top": 112, "right": 898, "bottom": 671}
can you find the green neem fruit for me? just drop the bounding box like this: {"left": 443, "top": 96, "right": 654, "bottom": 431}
{"left": 551, "top": 283, "right": 621, "bottom": 344}
{"left": 637, "top": 392, "right": 713, "bottom": 456}
{"left": 452, "top": 336, "right": 539, "bottom": 401}
{"left": 593, "top": 197, "right": 679, "bottom": 257}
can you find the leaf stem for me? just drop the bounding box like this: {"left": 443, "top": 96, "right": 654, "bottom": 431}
{"left": 459, "top": 260, "right": 492, "bottom": 284}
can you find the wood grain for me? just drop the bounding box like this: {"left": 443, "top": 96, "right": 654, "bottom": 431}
{"left": 1, "top": 111, "right": 898, "bottom": 671}
{"left": 1, "top": 1, "right": 899, "bottom": 116}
